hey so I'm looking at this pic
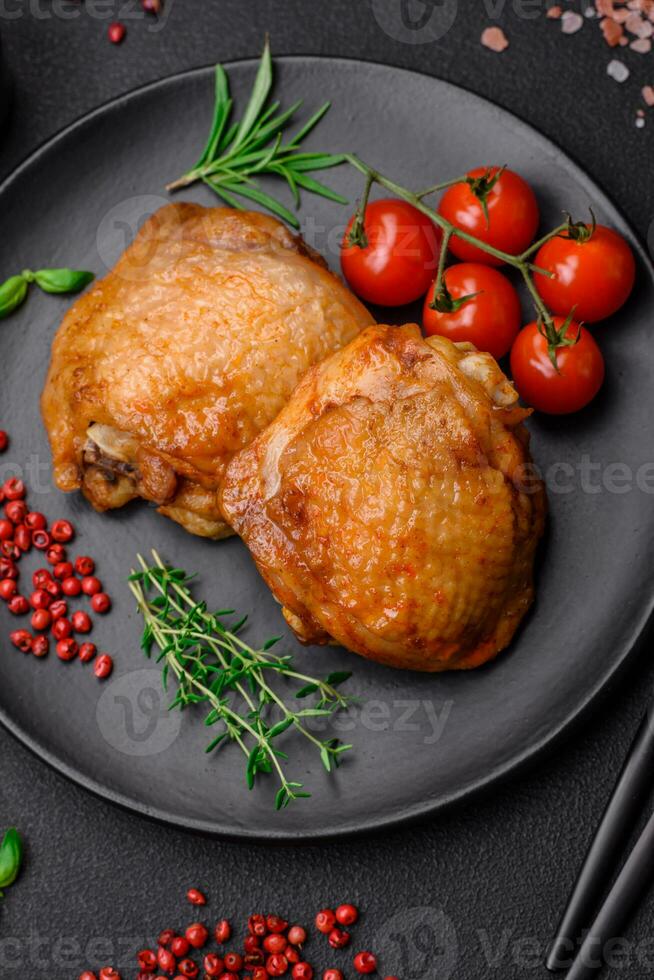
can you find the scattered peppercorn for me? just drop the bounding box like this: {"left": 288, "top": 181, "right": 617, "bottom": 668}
{"left": 10, "top": 628, "right": 32, "bottom": 652}
{"left": 62, "top": 576, "right": 82, "bottom": 597}
{"left": 56, "top": 637, "right": 78, "bottom": 661}
{"left": 94, "top": 654, "right": 114, "bottom": 680}
{"left": 72, "top": 609, "right": 93, "bottom": 634}
{"left": 31, "top": 635, "right": 49, "bottom": 657}
{"left": 3, "top": 478, "right": 25, "bottom": 500}
{"left": 31, "top": 608, "right": 51, "bottom": 631}
{"left": 75, "top": 555, "right": 95, "bottom": 576}
{"left": 0, "top": 434, "right": 115, "bottom": 677}
{"left": 8, "top": 595, "right": 29, "bottom": 615}
{"left": 215, "top": 920, "right": 232, "bottom": 944}
{"left": 353, "top": 952, "right": 377, "bottom": 975}
{"left": 287, "top": 926, "right": 307, "bottom": 947}
{"left": 108, "top": 21, "right": 126, "bottom": 43}
{"left": 78, "top": 880, "right": 387, "bottom": 980}
{"left": 0, "top": 578, "right": 17, "bottom": 600}
{"left": 336, "top": 905, "right": 359, "bottom": 926}
{"left": 264, "top": 934, "right": 287, "bottom": 954}
{"left": 315, "top": 910, "right": 336, "bottom": 935}
{"left": 79, "top": 641, "right": 97, "bottom": 663}
{"left": 328, "top": 928, "right": 350, "bottom": 950}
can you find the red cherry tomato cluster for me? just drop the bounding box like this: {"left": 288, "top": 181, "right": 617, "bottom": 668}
{"left": 340, "top": 167, "right": 635, "bottom": 415}
{"left": 0, "top": 445, "right": 114, "bottom": 679}
{"left": 80, "top": 895, "right": 399, "bottom": 980}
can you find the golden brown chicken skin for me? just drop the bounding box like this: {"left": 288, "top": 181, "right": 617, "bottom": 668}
{"left": 41, "top": 203, "right": 373, "bottom": 538}
{"left": 220, "top": 324, "right": 546, "bottom": 671}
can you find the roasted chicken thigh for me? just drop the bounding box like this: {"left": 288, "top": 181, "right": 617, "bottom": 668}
{"left": 221, "top": 324, "right": 546, "bottom": 671}
{"left": 41, "top": 204, "right": 372, "bottom": 537}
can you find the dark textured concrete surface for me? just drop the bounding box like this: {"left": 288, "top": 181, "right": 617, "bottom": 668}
{"left": 1, "top": 2, "right": 654, "bottom": 978}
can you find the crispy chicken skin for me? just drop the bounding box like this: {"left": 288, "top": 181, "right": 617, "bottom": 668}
{"left": 220, "top": 324, "right": 546, "bottom": 671}
{"left": 41, "top": 203, "right": 373, "bottom": 538}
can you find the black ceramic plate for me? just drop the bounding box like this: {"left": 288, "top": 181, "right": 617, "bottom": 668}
{"left": 1, "top": 57, "right": 653, "bottom": 841}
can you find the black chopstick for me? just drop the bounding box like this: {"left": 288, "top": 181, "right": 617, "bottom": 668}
{"left": 562, "top": 807, "right": 654, "bottom": 980}
{"left": 547, "top": 706, "right": 654, "bottom": 974}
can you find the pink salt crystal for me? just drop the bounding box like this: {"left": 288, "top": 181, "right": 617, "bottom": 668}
{"left": 547, "top": 4, "right": 563, "bottom": 16}
{"left": 642, "top": 84, "right": 654, "bottom": 104}
{"left": 481, "top": 26, "right": 510, "bottom": 51}
{"left": 625, "top": 9, "right": 651, "bottom": 32}
{"left": 601, "top": 16, "right": 624, "bottom": 42}
{"left": 596, "top": 0, "right": 616, "bottom": 15}
{"left": 631, "top": 35, "right": 653, "bottom": 47}
{"left": 562, "top": 9, "right": 584, "bottom": 31}
{"left": 607, "top": 58, "right": 631, "bottom": 80}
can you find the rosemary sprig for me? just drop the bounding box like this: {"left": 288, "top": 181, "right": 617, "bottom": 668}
{"left": 166, "top": 40, "right": 347, "bottom": 229}
{"left": 129, "top": 551, "right": 353, "bottom": 810}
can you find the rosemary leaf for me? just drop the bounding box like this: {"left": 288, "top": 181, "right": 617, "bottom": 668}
{"left": 219, "top": 181, "right": 299, "bottom": 228}
{"left": 231, "top": 38, "right": 274, "bottom": 153}
{"left": 193, "top": 65, "right": 232, "bottom": 170}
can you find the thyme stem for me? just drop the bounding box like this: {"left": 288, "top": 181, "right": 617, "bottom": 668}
{"left": 344, "top": 153, "right": 577, "bottom": 362}
{"left": 129, "top": 551, "right": 354, "bottom": 809}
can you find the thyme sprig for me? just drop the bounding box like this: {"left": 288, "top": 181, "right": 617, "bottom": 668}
{"left": 129, "top": 551, "right": 354, "bottom": 810}
{"left": 166, "top": 40, "right": 346, "bottom": 229}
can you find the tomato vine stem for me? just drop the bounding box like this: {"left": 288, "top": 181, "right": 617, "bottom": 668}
{"left": 344, "top": 153, "right": 568, "bottom": 340}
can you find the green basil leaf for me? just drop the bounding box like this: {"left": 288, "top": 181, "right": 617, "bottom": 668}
{"left": 0, "top": 828, "right": 23, "bottom": 893}
{"left": 0, "top": 275, "right": 28, "bottom": 319}
{"left": 32, "top": 268, "right": 94, "bottom": 295}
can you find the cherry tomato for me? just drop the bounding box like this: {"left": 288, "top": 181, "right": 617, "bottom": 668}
{"left": 438, "top": 167, "right": 539, "bottom": 265}
{"left": 341, "top": 199, "right": 441, "bottom": 306}
{"left": 510, "top": 318, "right": 605, "bottom": 415}
{"left": 423, "top": 263, "right": 521, "bottom": 360}
{"left": 533, "top": 224, "right": 635, "bottom": 323}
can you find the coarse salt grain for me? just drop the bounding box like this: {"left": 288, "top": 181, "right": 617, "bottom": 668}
{"left": 642, "top": 83, "right": 654, "bottom": 103}
{"left": 607, "top": 58, "right": 631, "bottom": 79}
{"left": 631, "top": 36, "right": 653, "bottom": 49}
{"left": 481, "top": 26, "right": 510, "bottom": 51}
{"left": 547, "top": 4, "right": 563, "bottom": 17}
{"left": 625, "top": 9, "right": 652, "bottom": 33}
{"left": 636, "top": 115, "right": 646, "bottom": 125}
{"left": 601, "top": 16, "right": 624, "bottom": 44}
{"left": 596, "top": 0, "right": 616, "bottom": 16}
{"left": 562, "top": 10, "right": 585, "bottom": 32}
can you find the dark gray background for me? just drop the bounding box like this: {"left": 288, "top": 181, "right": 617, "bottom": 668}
{"left": 1, "top": 1, "right": 653, "bottom": 978}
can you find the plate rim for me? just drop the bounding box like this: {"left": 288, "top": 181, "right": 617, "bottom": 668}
{"left": 1, "top": 54, "right": 653, "bottom": 842}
